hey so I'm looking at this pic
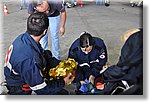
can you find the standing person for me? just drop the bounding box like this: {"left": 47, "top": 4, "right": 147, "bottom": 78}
{"left": 96, "top": 0, "right": 104, "bottom": 6}
{"left": 68, "top": 32, "right": 107, "bottom": 94}
{"left": 28, "top": 0, "right": 67, "bottom": 60}
{"left": 20, "top": 0, "right": 28, "bottom": 10}
{"left": 4, "top": 12, "right": 74, "bottom": 95}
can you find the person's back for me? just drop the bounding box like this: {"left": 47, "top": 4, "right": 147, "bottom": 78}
{"left": 4, "top": 33, "right": 40, "bottom": 87}
{"left": 103, "top": 29, "right": 143, "bottom": 95}
{"left": 4, "top": 12, "right": 73, "bottom": 95}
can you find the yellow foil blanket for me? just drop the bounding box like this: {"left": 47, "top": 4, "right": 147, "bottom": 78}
{"left": 49, "top": 58, "right": 77, "bottom": 79}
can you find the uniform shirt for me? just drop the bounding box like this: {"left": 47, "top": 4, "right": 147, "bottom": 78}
{"left": 28, "top": 1, "right": 65, "bottom": 17}
{"left": 4, "top": 32, "right": 65, "bottom": 94}
{"left": 68, "top": 37, "right": 107, "bottom": 82}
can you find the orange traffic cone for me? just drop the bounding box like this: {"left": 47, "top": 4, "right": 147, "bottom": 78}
{"left": 4, "top": 4, "right": 10, "bottom": 15}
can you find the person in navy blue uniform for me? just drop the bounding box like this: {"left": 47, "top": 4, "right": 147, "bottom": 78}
{"left": 103, "top": 29, "right": 143, "bottom": 95}
{"left": 68, "top": 32, "right": 107, "bottom": 93}
{"left": 4, "top": 12, "right": 74, "bottom": 95}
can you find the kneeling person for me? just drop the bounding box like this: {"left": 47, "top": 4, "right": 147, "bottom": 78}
{"left": 4, "top": 12, "right": 74, "bottom": 95}
{"left": 68, "top": 32, "right": 107, "bottom": 93}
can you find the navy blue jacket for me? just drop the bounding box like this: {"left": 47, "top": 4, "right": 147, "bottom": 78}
{"left": 104, "top": 30, "right": 143, "bottom": 84}
{"left": 4, "top": 32, "right": 65, "bottom": 95}
{"left": 68, "top": 37, "right": 107, "bottom": 82}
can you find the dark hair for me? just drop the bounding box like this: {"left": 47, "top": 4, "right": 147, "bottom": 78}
{"left": 27, "top": 12, "right": 49, "bottom": 36}
{"left": 79, "top": 32, "right": 93, "bottom": 48}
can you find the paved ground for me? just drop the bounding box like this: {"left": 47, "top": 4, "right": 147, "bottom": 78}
{"left": 0, "top": 0, "right": 142, "bottom": 94}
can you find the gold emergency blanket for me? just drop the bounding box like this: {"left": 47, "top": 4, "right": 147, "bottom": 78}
{"left": 49, "top": 58, "right": 77, "bottom": 79}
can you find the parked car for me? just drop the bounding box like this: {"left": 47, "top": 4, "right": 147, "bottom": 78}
{"left": 130, "top": 0, "right": 143, "bottom": 7}
{"left": 105, "top": 0, "right": 110, "bottom": 6}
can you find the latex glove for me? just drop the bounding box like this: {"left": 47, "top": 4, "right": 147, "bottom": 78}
{"left": 80, "top": 81, "right": 87, "bottom": 85}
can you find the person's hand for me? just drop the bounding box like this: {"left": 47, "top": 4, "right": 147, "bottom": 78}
{"left": 89, "top": 75, "right": 95, "bottom": 84}
{"left": 63, "top": 73, "right": 74, "bottom": 85}
{"left": 80, "top": 81, "right": 87, "bottom": 85}
{"left": 60, "top": 26, "right": 65, "bottom": 36}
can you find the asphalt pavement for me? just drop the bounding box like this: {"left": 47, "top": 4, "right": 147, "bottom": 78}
{"left": 0, "top": 0, "right": 142, "bottom": 94}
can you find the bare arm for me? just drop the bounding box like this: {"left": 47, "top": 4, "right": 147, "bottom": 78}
{"left": 60, "top": 10, "right": 67, "bottom": 36}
